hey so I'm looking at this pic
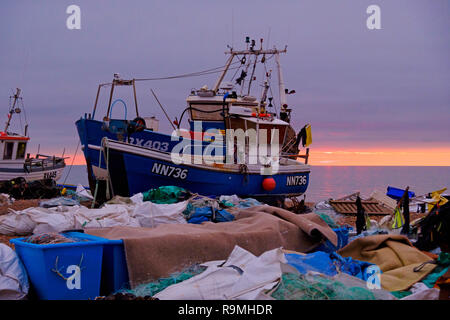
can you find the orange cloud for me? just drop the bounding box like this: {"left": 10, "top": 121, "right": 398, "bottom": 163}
{"left": 308, "top": 147, "right": 450, "bottom": 166}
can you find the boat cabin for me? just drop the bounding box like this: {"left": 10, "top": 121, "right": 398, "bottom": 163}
{"left": 0, "top": 132, "right": 29, "bottom": 163}
{"left": 186, "top": 86, "right": 289, "bottom": 146}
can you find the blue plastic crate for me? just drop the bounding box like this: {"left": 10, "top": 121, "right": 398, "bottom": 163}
{"left": 98, "top": 239, "right": 129, "bottom": 295}
{"left": 386, "top": 186, "right": 415, "bottom": 200}
{"left": 10, "top": 232, "right": 108, "bottom": 300}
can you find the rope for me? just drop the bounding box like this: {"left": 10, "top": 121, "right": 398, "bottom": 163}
{"left": 91, "top": 142, "right": 104, "bottom": 208}
{"left": 20, "top": 98, "right": 28, "bottom": 127}
{"left": 62, "top": 140, "right": 80, "bottom": 186}
{"left": 134, "top": 61, "right": 242, "bottom": 82}
{"left": 103, "top": 137, "right": 113, "bottom": 199}
{"left": 133, "top": 56, "right": 272, "bottom": 83}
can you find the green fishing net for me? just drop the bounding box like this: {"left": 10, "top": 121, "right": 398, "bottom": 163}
{"left": 121, "top": 265, "right": 206, "bottom": 297}
{"left": 142, "top": 186, "right": 189, "bottom": 204}
{"left": 390, "top": 290, "right": 411, "bottom": 299}
{"left": 315, "top": 212, "right": 340, "bottom": 228}
{"left": 271, "top": 273, "right": 376, "bottom": 300}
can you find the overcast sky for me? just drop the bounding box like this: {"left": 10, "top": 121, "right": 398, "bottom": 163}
{"left": 0, "top": 0, "right": 449, "bottom": 164}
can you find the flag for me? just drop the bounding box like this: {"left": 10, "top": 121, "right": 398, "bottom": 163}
{"left": 392, "top": 208, "right": 405, "bottom": 229}
{"left": 305, "top": 124, "right": 312, "bottom": 147}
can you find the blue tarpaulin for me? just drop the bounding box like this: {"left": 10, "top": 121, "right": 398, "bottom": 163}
{"left": 187, "top": 207, "right": 235, "bottom": 224}
{"left": 314, "top": 226, "right": 351, "bottom": 253}
{"left": 285, "top": 251, "right": 375, "bottom": 281}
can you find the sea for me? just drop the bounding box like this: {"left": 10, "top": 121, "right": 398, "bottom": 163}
{"left": 58, "top": 165, "right": 450, "bottom": 203}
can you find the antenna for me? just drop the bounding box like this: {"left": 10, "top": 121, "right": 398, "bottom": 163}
{"left": 231, "top": 9, "right": 234, "bottom": 49}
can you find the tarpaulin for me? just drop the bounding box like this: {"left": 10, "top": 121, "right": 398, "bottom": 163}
{"left": 285, "top": 251, "right": 374, "bottom": 281}
{"left": 187, "top": 207, "right": 234, "bottom": 224}
{"left": 338, "top": 234, "right": 437, "bottom": 291}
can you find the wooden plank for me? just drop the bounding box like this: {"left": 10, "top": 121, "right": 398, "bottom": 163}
{"left": 335, "top": 192, "right": 360, "bottom": 201}
{"left": 330, "top": 200, "right": 380, "bottom": 205}
{"left": 329, "top": 201, "right": 390, "bottom": 216}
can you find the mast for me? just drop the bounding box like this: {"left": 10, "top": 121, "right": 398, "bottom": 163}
{"left": 5, "top": 88, "right": 21, "bottom": 132}
{"left": 213, "top": 54, "right": 235, "bottom": 93}
{"left": 213, "top": 45, "right": 287, "bottom": 95}
{"left": 275, "top": 52, "right": 288, "bottom": 111}
{"left": 247, "top": 39, "right": 263, "bottom": 96}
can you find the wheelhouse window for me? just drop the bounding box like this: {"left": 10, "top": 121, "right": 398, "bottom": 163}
{"left": 16, "top": 142, "right": 26, "bottom": 159}
{"left": 3, "top": 142, "right": 14, "bottom": 160}
{"left": 189, "top": 104, "right": 224, "bottom": 121}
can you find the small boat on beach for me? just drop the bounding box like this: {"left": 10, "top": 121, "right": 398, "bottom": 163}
{"left": 76, "top": 38, "right": 311, "bottom": 200}
{"left": 0, "top": 89, "right": 66, "bottom": 182}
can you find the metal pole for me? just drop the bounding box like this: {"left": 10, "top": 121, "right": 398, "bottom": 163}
{"left": 106, "top": 82, "right": 115, "bottom": 120}
{"left": 92, "top": 84, "right": 102, "bottom": 120}
{"left": 275, "top": 53, "right": 287, "bottom": 111}
{"left": 213, "top": 54, "right": 235, "bottom": 93}
{"left": 150, "top": 89, "right": 176, "bottom": 130}
{"left": 247, "top": 55, "right": 258, "bottom": 96}
{"left": 132, "top": 79, "right": 139, "bottom": 117}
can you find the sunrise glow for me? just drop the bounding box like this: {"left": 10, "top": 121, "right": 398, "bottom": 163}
{"left": 62, "top": 147, "right": 450, "bottom": 167}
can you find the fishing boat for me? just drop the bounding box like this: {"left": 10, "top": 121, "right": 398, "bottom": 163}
{"left": 0, "top": 89, "right": 66, "bottom": 182}
{"left": 76, "top": 38, "right": 311, "bottom": 199}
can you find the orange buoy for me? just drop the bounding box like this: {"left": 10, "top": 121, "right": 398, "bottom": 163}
{"left": 262, "top": 177, "right": 276, "bottom": 191}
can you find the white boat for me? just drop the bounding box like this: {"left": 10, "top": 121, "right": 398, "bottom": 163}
{"left": 0, "top": 88, "right": 66, "bottom": 182}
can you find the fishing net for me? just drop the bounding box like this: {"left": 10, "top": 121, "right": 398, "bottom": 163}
{"left": 313, "top": 208, "right": 344, "bottom": 229}
{"left": 182, "top": 195, "right": 236, "bottom": 223}
{"left": 22, "top": 232, "right": 78, "bottom": 245}
{"left": 271, "top": 273, "right": 377, "bottom": 300}
{"left": 121, "top": 264, "right": 206, "bottom": 297}
{"left": 142, "top": 186, "right": 190, "bottom": 204}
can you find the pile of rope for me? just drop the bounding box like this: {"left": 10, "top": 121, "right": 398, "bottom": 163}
{"left": 22, "top": 232, "right": 76, "bottom": 245}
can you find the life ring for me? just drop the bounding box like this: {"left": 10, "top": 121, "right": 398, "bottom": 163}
{"left": 127, "top": 117, "right": 146, "bottom": 135}
{"left": 133, "top": 117, "right": 146, "bottom": 132}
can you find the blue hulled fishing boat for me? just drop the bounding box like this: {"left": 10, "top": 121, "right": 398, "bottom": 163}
{"left": 76, "top": 38, "right": 311, "bottom": 200}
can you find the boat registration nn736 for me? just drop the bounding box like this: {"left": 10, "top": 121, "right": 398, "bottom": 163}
{"left": 286, "top": 175, "right": 307, "bottom": 186}
{"left": 151, "top": 162, "right": 188, "bottom": 180}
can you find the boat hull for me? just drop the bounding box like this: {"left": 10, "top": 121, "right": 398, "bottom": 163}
{"left": 76, "top": 117, "right": 222, "bottom": 189}
{"left": 104, "top": 140, "right": 310, "bottom": 198}
{"left": 0, "top": 165, "right": 65, "bottom": 182}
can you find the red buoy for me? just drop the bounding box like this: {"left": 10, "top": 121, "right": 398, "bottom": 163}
{"left": 262, "top": 177, "right": 276, "bottom": 191}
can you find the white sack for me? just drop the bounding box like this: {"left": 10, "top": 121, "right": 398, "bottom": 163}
{"left": 0, "top": 209, "right": 38, "bottom": 236}
{"left": 155, "top": 246, "right": 286, "bottom": 300}
{"left": 0, "top": 244, "right": 29, "bottom": 300}
{"left": 134, "top": 200, "right": 188, "bottom": 228}
{"left": 75, "top": 184, "right": 94, "bottom": 200}
{"left": 73, "top": 204, "right": 139, "bottom": 229}
{"left": 0, "top": 193, "right": 189, "bottom": 235}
